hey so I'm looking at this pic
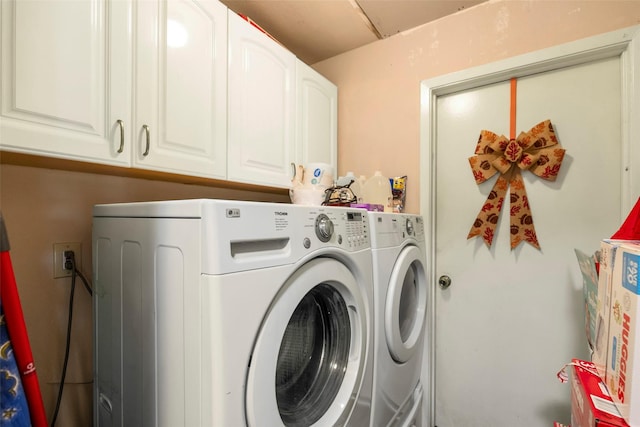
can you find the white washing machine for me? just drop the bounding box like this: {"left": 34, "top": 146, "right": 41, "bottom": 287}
{"left": 92, "top": 199, "right": 374, "bottom": 427}
{"left": 368, "top": 212, "right": 428, "bottom": 427}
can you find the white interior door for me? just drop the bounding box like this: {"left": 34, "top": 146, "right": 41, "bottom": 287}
{"left": 420, "top": 27, "right": 640, "bottom": 427}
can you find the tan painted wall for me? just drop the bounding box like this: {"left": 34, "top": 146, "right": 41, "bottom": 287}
{"left": 0, "top": 164, "right": 288, "bottom": 426}
{"left": 313, "top": 0, "right": 640, "bottom": 214}
{"left": 2, "top": 1, "right": 640, "bottom": 425}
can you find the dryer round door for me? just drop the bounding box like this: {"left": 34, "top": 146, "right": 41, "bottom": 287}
{"left": 384, "top": 245, "right": 427, "bottom": 363}
{"left": 245, "top": 257, "right": 369, "bottom": 427}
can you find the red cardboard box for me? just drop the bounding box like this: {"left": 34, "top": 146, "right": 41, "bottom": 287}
{"left": 571, "top": 359, "right": 628, "bottom": 427}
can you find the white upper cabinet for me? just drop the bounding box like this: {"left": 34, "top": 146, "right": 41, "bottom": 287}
{"left": 227, "top": 11, "right": 296, "bottom": 188}
{"left": 0, "top": 0, "right": 132, "bottom": 166}
{"left": 134, "top": 0, "right": 227, "bottom": 179}
{"left": 1, "top": 0, "right": 337, "bottom": 190}
{"left": 295, "top": 60, "right": 338, "bottom": 174}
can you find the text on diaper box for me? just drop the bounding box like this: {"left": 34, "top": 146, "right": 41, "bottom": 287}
{"left": 622, "top": 252, "right": 639, "bottom": 295}
{"left": 616, "top": 312, "right": 631, "bottom": 402}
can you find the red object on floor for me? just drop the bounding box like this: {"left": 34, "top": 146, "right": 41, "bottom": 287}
{"left": 570, "top": 359, "right": 628, "bottom": 427}
{"left": 1, "top": 216, "right": 48, "bottom": 427}
{"left": 611, "top": 197, "right": 640, "bottom": 240}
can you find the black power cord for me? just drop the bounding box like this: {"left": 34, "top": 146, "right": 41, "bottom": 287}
{"left": 50, "top": 250, "right": 92, "bottom": 427}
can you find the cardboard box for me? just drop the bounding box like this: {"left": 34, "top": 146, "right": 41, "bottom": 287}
{"left": 576, "top": 249, "right": 600, "bottom": 351}
{"left": 593, "top": 241, "right": 640, "bottom": 380}
{"left": 606, "top": 243, "right": 640, "bottom": 426}
{"left": 349, "top": 203, "right": 384, "bottom": 212}
{"left": 570, "top": 359, "right": 628, "bottom": 427}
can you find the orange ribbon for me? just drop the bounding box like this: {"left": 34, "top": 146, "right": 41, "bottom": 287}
{"left": 467, "top": 120, "right": 566, "bottom": 249}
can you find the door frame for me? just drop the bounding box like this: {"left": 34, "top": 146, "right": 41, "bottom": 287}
{"left": 419, "top": 25, "right": 640, "bottom": 426}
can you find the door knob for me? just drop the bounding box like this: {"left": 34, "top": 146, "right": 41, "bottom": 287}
{"left": 438, "top": 275, "right": 452, "bottom": 289}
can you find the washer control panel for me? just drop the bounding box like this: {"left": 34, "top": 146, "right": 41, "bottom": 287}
{"left": 342, "top": 210, "right": 369, "bottom": 250}
{"left": 315, "top": 213, "right": 334, "bottom": 242}
{"left": 301, "top": 207, "right": 369, "bottom": 251}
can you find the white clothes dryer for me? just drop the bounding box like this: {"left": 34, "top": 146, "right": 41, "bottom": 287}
{"left": 368, "top": 212, "right": 428, "bottom": 427}
{"left": 92, "top": 199, "right": 373, "bottom": 427}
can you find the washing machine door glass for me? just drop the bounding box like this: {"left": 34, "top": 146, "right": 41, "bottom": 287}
{"left": 385, "top": 245, "right": 427, "bottom": 363}
{"left": 398, "top": 267, "right": 418, "bottom": 342}
{"left": 245, "top": 257, "right": 368, "bottom": 427}
{"left": 276, "top": 283, "right": 350, "bottom": 426}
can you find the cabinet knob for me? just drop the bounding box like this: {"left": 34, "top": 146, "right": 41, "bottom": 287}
{"left": 116, "top": 119, "right": 124, "bottom": 153}
{"left": 142, "top": 124, "right": 150, "bottom": 156}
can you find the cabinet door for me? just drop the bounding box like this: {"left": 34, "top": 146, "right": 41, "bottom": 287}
{"left": 0, "top": 0, "right": 132, "bottom": 166}
{"left": 134, "top": 0, "right": 227, "bottom": 179}
{"left": 296, "top": 60, "right": 338, "bottom": 173}
{"left": 227, "top": 11, "right": 296, "bottom": 188}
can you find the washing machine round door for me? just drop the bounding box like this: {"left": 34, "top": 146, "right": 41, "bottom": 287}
{"left": 245, "top": 257, "right": 368, "bottom": 427}
{"left": 384, "top": 245, "right": 427, "bottom": 363}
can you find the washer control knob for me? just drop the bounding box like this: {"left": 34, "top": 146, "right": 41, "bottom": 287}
{"left": 315, "top": 214, "right": 334, "bottom": 242}
{"left": 406, "top": 218, "right": 414, "bottom": 236}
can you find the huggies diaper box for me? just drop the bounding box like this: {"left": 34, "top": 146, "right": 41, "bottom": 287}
{"left": 593, "top": 241, "right": 639, "bottom": 380}
{"left": 606, "top": 243, "right": 640, "bottom": 426}
{"left": 570, "top": 359, "right": 628, "bottom": 427}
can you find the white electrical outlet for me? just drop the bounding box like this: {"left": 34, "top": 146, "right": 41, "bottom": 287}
{"left": 53, "top": 242, "right": 82, "bottom": 278}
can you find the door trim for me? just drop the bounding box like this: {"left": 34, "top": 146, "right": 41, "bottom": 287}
{"left": 419, "top": 25, "right": 640, "bottom": 427}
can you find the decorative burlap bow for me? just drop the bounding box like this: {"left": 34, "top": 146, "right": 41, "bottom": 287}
{"left": 467, "top": 120, "right": 566, "bottom": 249}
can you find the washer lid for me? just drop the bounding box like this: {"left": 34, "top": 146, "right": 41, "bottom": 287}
{"left": 385, "top": 245, "right": 427, "bottom": 363}
{"left": 245, "top": 257, "right": 369, "bottom": 427}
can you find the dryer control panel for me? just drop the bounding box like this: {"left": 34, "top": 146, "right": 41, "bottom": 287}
{"left": 369, "top": 212, "right": 425, "bottom": 249}
{"left": 407, "top": 215, "right": 425, "bottom": 242}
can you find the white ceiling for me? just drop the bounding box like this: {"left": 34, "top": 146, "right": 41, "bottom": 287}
{"left": 220, "top": 0, "right": 487, "bottom": 64}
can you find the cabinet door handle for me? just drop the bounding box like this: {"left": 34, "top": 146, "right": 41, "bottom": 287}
{"left": 142, "top": 124, "right": 150, "bottom": 156}
{"left": 116, "top": 119, "right": 124, "bottom": 153}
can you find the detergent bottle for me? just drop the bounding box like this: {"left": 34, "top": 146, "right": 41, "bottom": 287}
{"left": 363, "top": 171, "right": 393, "bottom": 212}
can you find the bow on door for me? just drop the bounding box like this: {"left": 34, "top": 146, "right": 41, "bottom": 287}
{"left": 467, "top": 119, "right": 566, "bottom": 249}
